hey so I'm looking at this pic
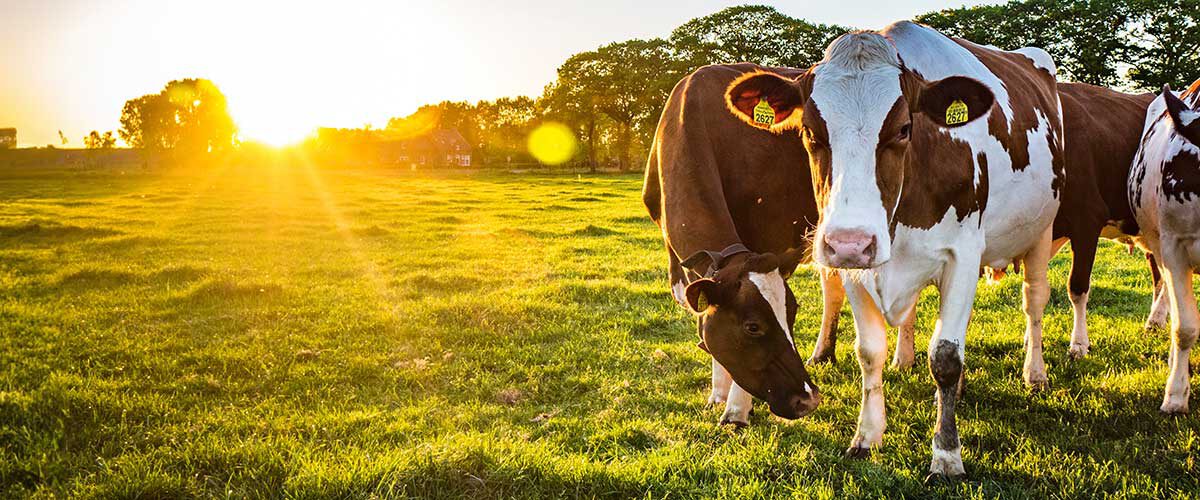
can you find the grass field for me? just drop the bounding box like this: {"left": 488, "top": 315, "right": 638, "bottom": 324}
{"left": 0, "top": 163, "right": 1197, "bottom": 498}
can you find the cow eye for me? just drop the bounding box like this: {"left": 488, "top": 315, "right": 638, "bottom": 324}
{"left": 896, "top": 123, "right": 912, "bottom": 142}
{"left": 743, "top": 321, "right": 764, "bottom": 337}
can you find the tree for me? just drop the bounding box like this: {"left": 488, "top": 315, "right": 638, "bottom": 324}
{"left": 119, "top": 78, "right": 236, "bottom": 153}
{"left": 917, "top": 0, "right": 1133, "bottom": 86}
{"left": 547, "top": 39, "right": 681, "bottom": 171}
{"left": 670, "top": 5, "right": 848, "bottom": 70}
{"left": 83, "top": 131, "right": 116, "bottom": 149}
{"left": 1125, "top": 0, "right": 1200, "bottom": 90}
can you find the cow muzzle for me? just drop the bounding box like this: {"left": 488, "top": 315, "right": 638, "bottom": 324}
{"left": 822, "top": 228, "right": 877, "bottom": 268}
{"left": 768, "top": 384, "right": 822, "bottom": 419}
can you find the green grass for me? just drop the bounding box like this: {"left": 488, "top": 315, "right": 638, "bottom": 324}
{"left": 0, "top": 163, "right": 1196, "bottom": 498}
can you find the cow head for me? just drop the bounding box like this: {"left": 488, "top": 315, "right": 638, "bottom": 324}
{"left": 726, "top": 32, "right": 994, "bottom": 269}
{"left": 1164, "top": 83, "right": 1200, "bottom": 146}
{"left": 685, "top": 251, "right": 820, "bottom": 419}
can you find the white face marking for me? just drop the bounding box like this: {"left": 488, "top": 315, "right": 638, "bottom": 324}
{"left": 747, "top": 270, "right": 792, "bottom": 346}
{"left": 810, "top": 50, "right": 902, "bottom": 263}
{"left": 671, "top": 280, "right": 688, "bottom": 308}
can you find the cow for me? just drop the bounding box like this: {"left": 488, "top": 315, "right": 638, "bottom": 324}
{"left": 1051, "top": 83, "right": 1157, "bottom": 357}
{"left": 806, "top": 83, "right": 1160, "bottom": 366}
{"left": 721, "top": 22, "right": 1065, "bottom": 478}
{"left": 643, "top": 63, "right": 833, "bottom": 427}
{"left": 1127, "top": 79, "right": 1200, "bottom": 414}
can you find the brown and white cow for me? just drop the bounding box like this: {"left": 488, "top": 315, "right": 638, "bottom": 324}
{"left": 807, "top": 83, "right": 1160, "bottom": 366}
{"left": 1128, "top": 79, "right": 1200, "bottom": 414}
{"left": 643, "top": 63, "right": 834, "bottom": 426}
{"left": 722, "top": 22, "right": 1064, "bottom": 478}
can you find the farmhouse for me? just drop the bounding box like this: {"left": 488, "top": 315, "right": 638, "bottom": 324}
{"left": 0, "top": 128, "right": 15, "bottom": 149}
{"left": 379, "top": 129, "right": 472, "bottom": 167}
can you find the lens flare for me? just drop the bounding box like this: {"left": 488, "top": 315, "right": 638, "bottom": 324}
{"left": 528, "top": 122, "right": 577, "bottom": 165}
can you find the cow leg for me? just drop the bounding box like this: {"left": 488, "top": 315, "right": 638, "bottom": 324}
{"left": 1146, "top": 252, "right": 1170, "bottom": 331}
{"left": 1159, "top": 243, "right": 1197, "bottom": 414}
{"left": 1067, "top": 231, "right": 1100, "bottom": 359}
{"left": 891, "top": 301, "right": 917, "bottom": 370}
{"left": 1022, "top": 227, "right": 1054, "bottom": 390}
{"left": 809, "top": 268, "right": 845, "bottom": 364}
{"left": 844, "top": 280, "right": 888, "bottom": 458}
{"left": 927, "top": 255, "right": 980, "bottom": 479}
{"left": 721, "top": 381, "right": 754, "bottom": 427}
{"left": 708, "top": 357, "right": 732, "bottom": 405}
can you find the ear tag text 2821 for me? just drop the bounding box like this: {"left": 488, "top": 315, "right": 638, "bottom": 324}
{"left": 753, "top": 99, "right": 775, "bottom": 125}
{"left": 945, "top": 99, "right": 969, "bottom": 125}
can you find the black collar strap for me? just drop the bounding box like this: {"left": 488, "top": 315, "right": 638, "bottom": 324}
{"left": 680, "top": 243, "right": 751, "bottom": 278}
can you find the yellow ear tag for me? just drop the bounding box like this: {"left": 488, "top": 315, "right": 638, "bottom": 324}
{"left": 753, "top": 99, "right": 776, "bottom": 125}
{"left": 945, "top": 99, "right": 969, "bottom": 125}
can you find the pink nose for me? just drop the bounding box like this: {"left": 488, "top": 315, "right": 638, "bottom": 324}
{"left": 823, "top": 229, "right": 877, "bottom": 268}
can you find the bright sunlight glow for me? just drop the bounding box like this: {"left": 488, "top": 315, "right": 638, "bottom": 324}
{"left": 527, "top": 122, "right": 577, "bottom": 165}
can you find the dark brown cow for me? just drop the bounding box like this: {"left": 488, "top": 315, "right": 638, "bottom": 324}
{"left": 643, "top": 63, "right": 831, "bottom": 426}
{"left": 1052, "top": 83, "right": 1157, "bottom": 357}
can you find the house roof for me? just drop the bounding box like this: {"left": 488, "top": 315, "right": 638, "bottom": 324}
{"left": 381, "top": 129, "right": 470, "bottom": 154}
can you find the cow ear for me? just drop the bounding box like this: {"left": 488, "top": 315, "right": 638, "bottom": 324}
{"left": 685, "top": 278, "right": 720, "bottom": 314}
{"left": 778, "top": 247, "right": 807, "bottom": 279}
{"left": 917, "top": 76, "right": 995, "bottom": 128}
{"left": 726, "top": 72, "right": 806, "bottom": 129}
{"left": 1164, "top": 84, "right": 1200, "bottom": 145}
{"left": 745, "top": 253, "right": 780, "bottom": 274}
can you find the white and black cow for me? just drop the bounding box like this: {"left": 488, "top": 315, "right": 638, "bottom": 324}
{"left": 1128, "top": 79, "right": 1200, "bottom": 414}
{"left": 721, "top": 22, "right": 1065, "bottom": 478}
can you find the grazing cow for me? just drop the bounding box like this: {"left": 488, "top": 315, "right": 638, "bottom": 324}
{"left": 723, "top": 22, "right": 1064, "bottom": 478}
{"left": 643, "top": 63, "right": 834, "bottom": 426}
{"left": 1128, "top": 79, "right": 1200, "bottom": 414}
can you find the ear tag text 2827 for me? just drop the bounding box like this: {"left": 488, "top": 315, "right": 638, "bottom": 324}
{"left": 753, "top": 99, "right": 775, "bottom": 125}
{"left": 945, "top": 99, "right": 969, "bottom": 125}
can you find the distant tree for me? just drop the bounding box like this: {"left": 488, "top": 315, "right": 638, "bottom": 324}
{"left": 1125, "top": 0, "right": 1200, "bottom": 90}
{"left": 474, "top": 96, "right": 538, "bottom": 164}
{"left": 541, "top": 79, "right": 601, "bottom": 171}
{"left": 58, "top": 130, "right": 68, "bottom": 146}
{"left": 83, "top": 131, "right": 116, "bottom": 149}
{"left": 670, "top": 5, "right": 849, "bottom": 70}
{"left": 548, "top": 39, "right": 681, "bottom": 171}
{"left": 119, "top": 78, "right": 236, "bottom": 153}
{"left": 917, "top": 0, "right": 1133, "bottom": 86}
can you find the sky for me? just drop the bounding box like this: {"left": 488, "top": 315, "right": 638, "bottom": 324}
{"left": 0, "top": 0, "right": 992, "bottom": 147}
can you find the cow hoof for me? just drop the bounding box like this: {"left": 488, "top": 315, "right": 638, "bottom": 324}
{"left": 706, "top": 394, "right": 727, "bottom": 406}
{"left": 1160, "top": 402, "right": 1189, "bottom": 415}
{"left": 719, "top": 417, "right": 749, "bottom": 428}
{"left": 807, "top": 352, "right": 836, "bottom": 365}
{"left": 1067, "top": 344, "right": 1089, "bottom": 360}
{"left": 891, "top": 357, "right": 915, "bottom": 371}
{"left": 924, "top": 472, "right": 965, "bottom": 485}
{"left": 1024, "top": 375, "right": 1049, "bottom": 392}
{"left": 844, "top": 446, "right": 871, "bottom": 459}
{"left": 1145, "top": 320, "right": 1167, "bottom": 332}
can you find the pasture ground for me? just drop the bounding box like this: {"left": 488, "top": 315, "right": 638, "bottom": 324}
{"left": 0, "top": 163, "right": 1197, "bottom": 498}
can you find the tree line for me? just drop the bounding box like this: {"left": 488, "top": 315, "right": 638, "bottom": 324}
{"left": 115, "top": 1, "right": 1198, "bottom": 170}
